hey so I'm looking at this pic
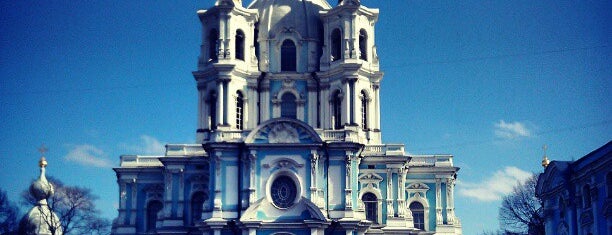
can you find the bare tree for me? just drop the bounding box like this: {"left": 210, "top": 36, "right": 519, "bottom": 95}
{"left": 0, "top": 188, "right": 20, "bottom": 234}
{"left": 20, "top": 177, "right": 110, "bottom": 235}
{"left": 498, "top": 175, "right": 544, "bottom": 235}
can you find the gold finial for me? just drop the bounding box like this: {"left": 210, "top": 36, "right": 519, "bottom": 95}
{"left": 39, "top": 157, "right": 48, "bottom": 168}
{"left": 38, "top": 144, "right": 48, "bottom": 168}
{"left": 541, "top": 144, "right": 550, "bottom": 168}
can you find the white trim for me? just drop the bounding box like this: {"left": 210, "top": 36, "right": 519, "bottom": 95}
{"left": 265, "top": 169, "right": 303, "bottom": 210}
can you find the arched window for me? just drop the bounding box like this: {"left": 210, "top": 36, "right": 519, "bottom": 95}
{"left": 236, "top": 91, "right": 244, "bottom": 130}
{"left": 191, "top": 192, "right": 206, "bottom": 225}
{"left": 360, "top": 90, "right": 368, "bottom": 130}
{"left": 281, "top": 93, "right": 297, "bottom": 119}
{"left": 235, "top": 30, "right": 245, "bottom": 61}
{"left": 146, "top": 200, "right": 163, "bottom": 232}
{"left": 208, "top": 29, "right": 218, "bottom": 61}
{"left": 359, "top": 29, "right": 368, "bottom": 61}
{"left": 281, "top": 40, "right": 297, "bottom": 72}
{"left": 331, "top": 28, "right": 342, "bottom": 61}
{"left": 208, "top": 92, "right": 217, "bottom": 130}
{"left": 607, "top": 172, "right": 612, "bottom": 198}
{"left": 583, "top": 184, "right": 591, "bottom": 208}
{"left": 332, "top": 90, "right": 342, "bottom": 129}
{"left": 362, "top": 193, "right": 378, "bottom": 223}
{"left": 410, "top": 202, "right": 425, "bottom": 230}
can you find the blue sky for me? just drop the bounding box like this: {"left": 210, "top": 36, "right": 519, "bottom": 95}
{"left": 0, "top": 0, "right": 609, "bottom": 234}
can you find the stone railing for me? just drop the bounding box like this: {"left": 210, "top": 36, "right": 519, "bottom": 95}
{"left": 320, "top": 130, "right": 346, "bottom": 141}
{"left": 363, "top": 144, "right": 405, "bottom": 156}
{"left": 409, "top": 155, "right": 454, "bottom": 167}
{"left": 318, "top": 128, "right": 360, "bottom": 143}
{"left": 201, "top": 130, "right": 250, "bottom": 143}
{"left": 120, "top": 155, "right": 163, "bottom": 167}
{"left": 166, "top": 144, "right": 206, "bottom": 156}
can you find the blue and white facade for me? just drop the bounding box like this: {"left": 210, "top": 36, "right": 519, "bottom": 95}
{"left": 536, "top": 142, "right": 612, "bottom": 235}
{"left": 112, "top": 0, "right": 462, "bottom": 234}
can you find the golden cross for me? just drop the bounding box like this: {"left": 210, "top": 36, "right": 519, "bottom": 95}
{"left": 38, "top": 144, "right": 48, "bottom": 156}
{"left": 542, "top": 144, "right": 548, "bottom": 156}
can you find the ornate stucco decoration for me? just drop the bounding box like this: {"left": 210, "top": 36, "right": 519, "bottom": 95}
{"left": 406, "top": 182, "right": 429, "bottom": 198}
{"left": 268, "top": 122, "right": 300, "bottom": 143}
{"left": 263, "top": 158, "right": 304, "bottom": 171}
{"left": 358, "top": 173, "right": 384, "bottom": 190}
{"left": 245, "top": 118, "right": 322, "bottom": 144}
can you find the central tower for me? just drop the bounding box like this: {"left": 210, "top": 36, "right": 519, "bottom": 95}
{"left": 194, "top": 0, "right": 383, "bottom": 145}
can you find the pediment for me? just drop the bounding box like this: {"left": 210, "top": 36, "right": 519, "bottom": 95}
{"left": 407, "top": 182, "right": 429, "bottom": 190}
{"left": 245, "top": 118, "right": 322, "bottom": 144}
{"left": 240, "top": 197, "right": 325, "bottom": 222}
{"left": 359, "top": 173, "right": 383, "bottom": 182}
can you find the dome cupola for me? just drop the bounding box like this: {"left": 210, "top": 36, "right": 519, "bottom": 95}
{"left": 29, "top": 157, "right": 54, "bottom": 204}
{"left": 248, "top": 0, "right": 330, "bottom": 41}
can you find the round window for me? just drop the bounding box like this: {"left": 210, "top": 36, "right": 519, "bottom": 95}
{"left": 270, "top": 175, "right": 297, "bottom": 209}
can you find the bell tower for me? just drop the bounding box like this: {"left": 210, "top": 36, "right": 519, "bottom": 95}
{"left": 319, "top": 0, "right": 383, "bottom": 144}
{"left": 194, "top": 0, "right": 258, "bottom": 143}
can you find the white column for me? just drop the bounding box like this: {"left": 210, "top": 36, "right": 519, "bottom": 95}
{"left": 374, "top": 84, "right": 381, "bottom": 130}
{"left": 217, "top": 82, "right": 224, "bottom": 126}
{"left": 223, "top": 82, "right": 229, "bottom": 125}
{"left": 343, "top": 81, "right": 350, "bottom": 125}
{"left": 218, "top": 15, "right": 227, "bottom": 59}
{"left": 351, "top": 79, "right": 358, "bottom": 126}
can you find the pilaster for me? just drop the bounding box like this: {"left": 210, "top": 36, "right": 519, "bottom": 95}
{"left": 212, "top": 152, "right": 223, "bottom": 218}
{"left": 446, "top": 178, "right": 456, "bottom": 225}
{"left": 436, "top": 178, "right": 443, "bottom": 225}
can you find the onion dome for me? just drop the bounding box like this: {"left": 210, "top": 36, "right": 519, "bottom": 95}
{"left": 29, "top": 157, "right": 55, "bottom": 204}
{"left": 248, "top": 0, "right": 331, "bottom": 40}
{"left": 19, "top": 155, "right": 62, "bottom": 235}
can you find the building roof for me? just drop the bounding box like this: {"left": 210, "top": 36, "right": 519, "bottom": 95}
{"left": 248, "top": 0, "right": 331, "bottom": 40}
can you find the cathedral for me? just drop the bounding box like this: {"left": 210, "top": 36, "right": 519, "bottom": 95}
{"left": 111, "top": 0, "right": 462, "bottom": 234}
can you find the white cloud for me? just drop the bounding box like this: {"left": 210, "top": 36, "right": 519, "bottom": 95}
{"left": 121, "top": 135, "right": 165, "bottom": 155}
{"left": 494, "top": 120, "right": 532, "bottom": 139}
{"left": 457, "top": 166, "right": 532, "bottom": 202}
{"left": 64, "top": 144, "right": 112, "bottom": 168}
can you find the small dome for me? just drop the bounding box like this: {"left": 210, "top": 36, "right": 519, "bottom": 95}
{"left": 20, "top": 157, "right": 62, "bottom": 235}
{"left": 29, "top": 157, "right": 54, "bottom": 203}
{"left": 248, "top": 0, "right": 331, "bottom": 40}
{"left": 29, "top": 176, "right": 54, "bottom": 202}
{"left": 19, "top": 205, "right": 63, "bottom": 235}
